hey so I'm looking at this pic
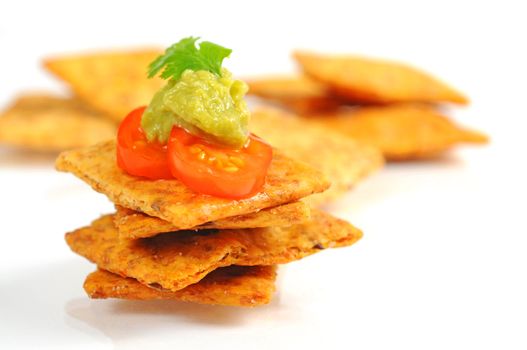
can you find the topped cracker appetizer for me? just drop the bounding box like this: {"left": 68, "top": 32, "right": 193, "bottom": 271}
{"left": 114, "top": 37, "right": 275, "bottom": 199}
{"left": 57, "top": 38, "right": 363, "bottom": 307}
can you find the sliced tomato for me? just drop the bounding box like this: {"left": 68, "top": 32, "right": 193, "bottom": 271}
{"left": 116, "top": 106, "right": 172, "bottom": 179}
{"left": 167, "top": 127, "right": 273, "bottom": 199}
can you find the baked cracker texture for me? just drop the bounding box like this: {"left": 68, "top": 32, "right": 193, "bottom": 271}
{"left": 85, "top": 266, "right": 277, "bottom": 307}
{"left": 55, "top": 140, "right": 329, "bottom": 229}
{"left": 66, "top": 210, "right": 362, "bottom": 292}
{"left": 114, "top": 201, "right": 310, "bottom": 239}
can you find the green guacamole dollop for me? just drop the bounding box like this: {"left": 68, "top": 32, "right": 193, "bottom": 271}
{"left": 141, "top": 68, "right": 250, "bottom": 147}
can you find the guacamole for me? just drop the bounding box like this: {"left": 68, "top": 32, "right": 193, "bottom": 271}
{"left": 141, "top": 68, "right": 250, "bottom": 147}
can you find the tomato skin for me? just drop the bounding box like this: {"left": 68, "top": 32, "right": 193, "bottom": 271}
{"left": 167, "top": 127, "right": 273, "bottom": 199}
{"left": 116, "top": 106, "right": 172, "bottom": 180}
{"left": 117, "top": 106, "right": 273, "bottom": 198}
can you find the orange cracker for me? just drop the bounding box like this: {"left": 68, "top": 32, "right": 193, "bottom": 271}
{"left": 43, "top": 49, "right": 164, "bottom": 122}
{"left": 114, "top": 201, "right": 310, "bottom": 239}
{"left": 66, "top": 210, "right": 362, "bottom": 292}
{"left": 250, "top": 108, "right": 384, "bottom": 205}
{"left": 56, "top": 140, "right": 329, "bottom": 229}
{"left": 311, "top": 104, "right": 488, "bottom": 160}
{"left": 0, "top": 93, "right": 115, "bottom": 151}
{"left": 247, "top": 75, "right": 342, "bottom": 114}
{"left": 84, "top": 266, "right": 277, "bottom": 307}
{"left": 294, "top": 51, "right": 469, "bottom": 105}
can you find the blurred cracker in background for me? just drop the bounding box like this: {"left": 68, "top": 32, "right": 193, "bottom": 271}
{"left": 251, "top": 108, "right": 384, "bottom": 206}
{"left": 308, "top": 104, "right": 488, "bottom": 160}
{"left": 247, "top": 75, "right": 344, "bottom": 114}
{"left": 249, "top": 51, "right": 487, "bottom": 163}
{"left": 0, "top": 93, "right": 116, "bottom": 152}
{"left": 43, "top": 49, "right": 164, "bottom": 122}
{"left": 293, "top": 51, "right": 469, "bottom": 105}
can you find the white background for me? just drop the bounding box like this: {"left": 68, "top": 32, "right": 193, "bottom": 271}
{"left": 1, "top": 1, "right": 526, "bottom": 349}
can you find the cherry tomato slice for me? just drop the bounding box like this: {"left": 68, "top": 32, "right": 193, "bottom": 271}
{"left": 167, "top": 127, "right": 273, "bottom": 199}
{"left": 116, "top": 106, "right": 172, "bottom": 179}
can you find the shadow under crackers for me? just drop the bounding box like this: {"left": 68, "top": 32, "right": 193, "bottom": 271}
{"left": 0, "top": 259, "right": 97, "bottom": 347}
{"left": 64, "top": 280, "right": 284, "bottom": 349}
{"left": 1, "top": 258, "right": 284, "bottom": 349}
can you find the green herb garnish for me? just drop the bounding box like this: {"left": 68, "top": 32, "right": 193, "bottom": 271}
{"left": 147, "top": 37, "right": 232, "bottom": 81}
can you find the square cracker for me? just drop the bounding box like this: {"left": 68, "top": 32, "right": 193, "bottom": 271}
{"left": 309, "top": 104, "right": 489, "bottom": 160}
{"left": 56, "top": 140, "right": 329, "bottom": 229}
{"left": 114, "top": 201, "right": 310, "bottom": 239}
{"left": 247, "top": 75, "right": 343, "bottom": 114}
{"left": 65, "top": 209, "right": 362, "bottom": 292}
{"left": 43, "top": 49, "right": 164, "bottom": 122}
{"left": 0, "top": 93, "right": 116, "bottom": 151}
{"left": 294, "top": 51, "right": 469, "bottom": 105}
{"left": 84, "top": 266, "right": 277, "bottom": 307}
{"left": 250, "top": 108, "right": 384, "bottom": 206}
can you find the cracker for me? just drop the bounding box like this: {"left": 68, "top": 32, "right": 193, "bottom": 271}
{"left": 56, "top": 141, "right": 329, "bottom": 229}
{"left": 84, "top": 266, "right": 277, "bottom": 307}
{"left": 311, "top": 104, "right": 488, "bottom": 160}
{"left": 250, "top": 108, "right": 384, "bottom": 205}
{"left": 43, "top": 49, "right": 164, "bottom": 122}
{"left": 66, "top": 210, "right": 362, "bottom": 292}
{"left": 294, "top": 51, "right": 469, "bottom": 105}
{"left": 114, "top": 201, "right": 310, "bottom": 239}
{"left": 0, "top": 93, "right": 116, "bottom": 151}
{"left": 247, "top": 75, "right": 342, "bottom": 114}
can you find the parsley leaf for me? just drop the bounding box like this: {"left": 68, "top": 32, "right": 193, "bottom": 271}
{"left": 148, "top": 37, "right": 232, "bottom": 81}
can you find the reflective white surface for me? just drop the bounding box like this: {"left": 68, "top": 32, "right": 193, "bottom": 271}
{"left": 1, "top": 1, "right": 526, "bottom": 349}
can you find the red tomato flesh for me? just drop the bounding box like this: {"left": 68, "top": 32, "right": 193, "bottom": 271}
{"left": 116, "top": 106, "right": 172, "bottom": 179}
{"left": 116, "top": 106, "right": 273, "bottom": 198}
{"left": 167, "top": 127, "right": 273, "bottom": 199}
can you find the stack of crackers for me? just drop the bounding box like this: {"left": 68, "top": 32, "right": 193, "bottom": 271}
{"left": 57, "top": 140, "right": 363, "bottom": 306}
{"left": 248, "top": 52, "right": 488, "bottom": 161}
